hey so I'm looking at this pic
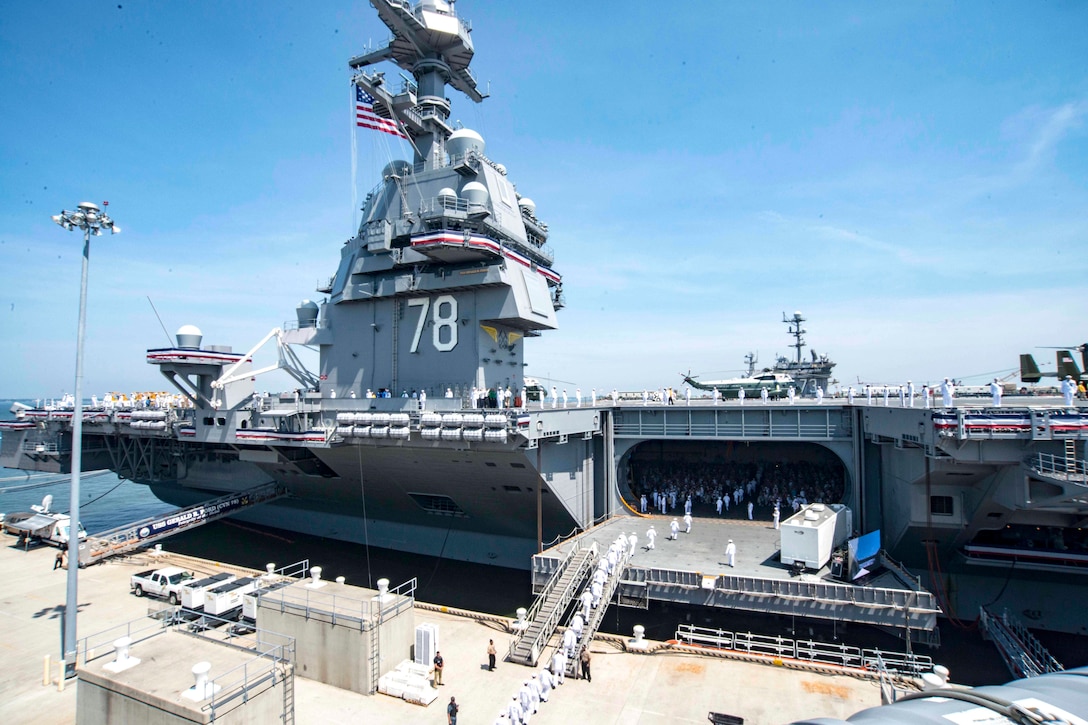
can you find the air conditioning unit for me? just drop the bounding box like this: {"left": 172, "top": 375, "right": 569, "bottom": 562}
{"left": 414, "top": 623, "right": 439, "bottom": 666}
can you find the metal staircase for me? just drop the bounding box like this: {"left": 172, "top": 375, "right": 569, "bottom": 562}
{"left": 564, "top": 547, "right": 631, "bottom": 678}
{"left": 509, "top": 541, "right": 598, "bottom": 666}
{"left": 979, "top": 606, "right": 1064, "bottom": 679}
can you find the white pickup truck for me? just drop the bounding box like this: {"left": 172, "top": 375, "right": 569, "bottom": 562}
{"left": 130, "top": 567, "right": 195, "bottom": 605}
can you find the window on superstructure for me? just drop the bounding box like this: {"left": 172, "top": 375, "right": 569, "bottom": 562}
{"left": 930, "top": 495, "right": 954, "bottom": 516}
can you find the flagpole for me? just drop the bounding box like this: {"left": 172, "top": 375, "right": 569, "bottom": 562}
{"left": 351, "top": 82, "right": 359, "bottom": 231}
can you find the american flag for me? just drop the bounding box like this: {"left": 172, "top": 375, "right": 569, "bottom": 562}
{"left": 356, "top": 86, "right": 408, "bottom": 139}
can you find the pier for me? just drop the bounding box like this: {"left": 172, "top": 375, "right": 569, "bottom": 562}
{"left": 0, "top": 540, "right": 886, "bottom": 724}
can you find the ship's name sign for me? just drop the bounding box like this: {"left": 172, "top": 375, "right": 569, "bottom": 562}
{"left": 407, "top": 294, "right": 458, "bottom": 353}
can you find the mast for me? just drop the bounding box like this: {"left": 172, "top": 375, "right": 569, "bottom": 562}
{"left": 349, "top": 0, "right": 487, "bottom": 170}
{"left": 783, "top": 311, "right": 807, "bottom": 365}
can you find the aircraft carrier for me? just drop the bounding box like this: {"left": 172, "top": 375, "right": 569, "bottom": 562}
{"left": 3, "top": 0, "right": 1088, "bottom": 638}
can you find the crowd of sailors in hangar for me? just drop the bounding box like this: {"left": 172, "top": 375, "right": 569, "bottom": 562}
{"left": 627, "top": 459, "right": 845, "bottom": 520}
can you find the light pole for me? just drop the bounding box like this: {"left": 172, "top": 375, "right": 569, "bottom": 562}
{"left": 52, "top": 201, "right": 120, "bottom": 677}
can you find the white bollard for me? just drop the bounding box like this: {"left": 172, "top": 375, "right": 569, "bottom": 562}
{"left": 335, "top": 576, "right": 346, "bottom": 585}
{"left": 306, "top": 566, "right": 326, "bottom": 588}
{"left": 43, "top": 654, "right": 50, "bottom": 686}
{"left": 629, "top": 624, "right": 649, "bottom": 652}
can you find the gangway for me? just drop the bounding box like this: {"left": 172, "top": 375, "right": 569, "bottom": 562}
{"left": 979, "top": 606, "right": 1064, "bottom": 679}
{"left": 563, "top": 544, "right": 632, "bottom": 678}
{"left": 508, "top": 540, "right": 598, "bottom": 666}
{"left": 78, "top": 482, "right": 287, "bottom": 566}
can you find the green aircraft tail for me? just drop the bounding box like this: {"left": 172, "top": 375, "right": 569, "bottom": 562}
{"left": 1056, "top": 350, "right": 1084, "bottom": 381}
{"left": 1020, "top": 354, "right": 1042, "bottom": 383}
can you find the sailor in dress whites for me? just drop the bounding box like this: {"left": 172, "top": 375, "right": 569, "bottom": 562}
{"left": 865, "top": 385, "right": 872, "bottom": 404}
{"left": 898, "top": 385, "right": 905, "bottom": 407}
{"left": 1061, "top": 375, "right": 1076, "bottom": 407}
{"left": 747, "top": 500, "right": 754, "bottom": 520}
{"left": 683, "top": 512, "right": 692, "bottom": 534}
{"left": 716, "top": 496, "right": 723, "bottom": 515}
{"left": 940, "top": 378, "right": 954, "bottom": 407}
{"left": 538, "top": 668, "right": 554, "bottom": 702}
{"left": 713, "top": 388, "right": 721, "bottom": 405}
{"left": 725, "top": 539, "right": 736, "bottom": 567}
{"left": 847, "top": 386, "right": 855, "bottom": 404}
{"left": 646, "top": 525, "right": 657, "bottom": 550}
{"left": 685, "top": 386, "right": 692, "bottom": 405}
{"left": 761, "top": 387, "right": 769, "bottom": 405}
{"left": 990, "top": 378, "right": 1002, "bottom": 407}
{"left": 907, "top": 380, "right": 915, "bottom": 407}
{"left": 882, "top": 386, "right": 890, "bottom": 407}
{"left": 738, "top": 387, "right": 745, "bottom": 405}
{"left": 788, "top": 386, "right": 796, "bottom": 405}
{"left": 575, "top": 388, "right": 581, "bottom": 407}
{"left": 628, "top": 532, "right": 638, "bottom": 558}
{"left": 591, "top": 388, "right": 597, "bottom": 406}
{"left": 816, "top": 386, "right": 824, "bottom": 404}
{"left": 773, "top": 501, "right": 781, "bottom": 530}
{"left": 670, "top": 518, "right": 680, "bottom": 540}
{"left": 642, "top": 390, "right": 649, "bottom": 406}
{"left": 562, "top": 389, "right": 568, "bottom": 408}
{"left": 552, "top": 649, "right": 566, "bottom": 685}
{"left": 640, "top": 494, "right": 647, "bottom": 513}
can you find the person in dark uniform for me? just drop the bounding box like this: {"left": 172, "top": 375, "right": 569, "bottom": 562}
{"left": 447, "top": 696, "right": 459, "bottom": 724}
{"left": 579, "top": 646, "right": 591, "bottom": 682}
{"left": 433, "top": 651, "right": 444, "bottom": 686}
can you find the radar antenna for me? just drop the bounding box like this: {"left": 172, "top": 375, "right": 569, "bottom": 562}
{"left": 783, "top": 311, "right": 807, "bottom": 364}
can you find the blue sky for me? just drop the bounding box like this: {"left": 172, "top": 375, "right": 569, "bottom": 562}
{"left": 1, "top": 1, "right": 1086, "bottom": 398}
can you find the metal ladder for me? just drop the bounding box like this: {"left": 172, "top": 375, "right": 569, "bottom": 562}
{"left": 1066, "top": 438, "right": 1078, "bottom": 474}
{"left": 509, "top": 542, "right": 598, "bottom": 666}
{"left": 979, "top": 606, "right": 1064, "bottom": 679}
{"left": 281, "top": 662, "right": 295, "bottom": 725}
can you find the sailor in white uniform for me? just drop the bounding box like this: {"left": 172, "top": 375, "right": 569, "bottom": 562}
{"left": 747, "top": 501, "right": 754, "bottom": 520}
{"left": 538, "top": 668, "right": 554, "bottom": 702}
{"left": 551, "top": 386, "right": 558, "bottom": 409}
{"left": 581, "top": 588, "right": 594, "bottom": 618}
{"left": 575, "top": 388, "right": 582, "bottom": 407}
{"left": 683, "top": 512, "right": 692, "bottom": 534}
{"left": 940, "top": 378, "right": 954, "bottom": 408}
{"left": 716, "top": 496, "right": 723, "bottom": 515}
{"left": 738, "top": 387, "right": 745, "bottom": 405}
{"left": 898, "top": 385, "right": 905, "bottom": 407}
{"left": 725, "top": 539, "right": 736, "bottom": 568}
{"left": 591, "top": 388, "right": 597, "bottom": 406}
{"left": 570, "top": 613, "right": 584, "bottom": 640}
{"left": 590, "top": 579, "right": 603, "bottom": 607}
{"left": 882, "top": 386, "right": 890, "bottom": 407}
{"left": 561, "top": 389, "right": 568, "bottom": 408}
{"left": 907, "top": 380, "right": 915, "bottom": 407}
{"left": 508, "top": 694, "right": 525, "bottom": 725}
{"left": 646, "top": 525, "right": 657, "bottom": 550}
{"left": 628, "top": 532, "right": 638, "bottom": 558}
{"left": 552, "top": 649, "right": 566, "bottom": 685}
{"left": 761, "top": 387, "right": 769, "bottom": 405}
{"left": 642, "top": 390, "right": 649, "bottom": 406}
{"left": 773, "top": 502, "right": 781, "bottom": 530}
{"left": 990, "top": 378, "right": 1002, "bottom": 407}
{"left": 1061, "top": 375, "right": 1076, "bottom": 407}
{"left": 922, "top": 385, "right": 931, "bottom": 409}
{"left": 640, "top": 494, "right": 647, "bottom": 513}
{"left": 519, "top": 680, "right": 535, "bottom": 720}
{"left": 788, "top": 386, "right": 796, "bottom": 404}
{"left": 816, "top": 386, "right": 824, "bottom": 404}
{"left": 713, "top": 388, "right": 721, "bottom": 405}
{"left": 612, "top": 388, "right": 619, "bottom": 404}
{"left": 562, "top": 628, "right": 576, "bottom": 658}
{"left": 669, "top": 518, "right": 680, "bottom": 540}
{"left": 865, "top": 385, "right": 872, "bottom": 405}
{"left": 685, "top": 386, "right": 691, "bottom": 405}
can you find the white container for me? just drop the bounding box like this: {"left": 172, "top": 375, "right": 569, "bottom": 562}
{"left": 779, "top": 503, "right": 851, "bottom": 570}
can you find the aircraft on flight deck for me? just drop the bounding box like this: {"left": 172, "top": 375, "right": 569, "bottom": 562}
{"left": 680, "top": 368, "right": 794, "bottom": 399}
{"left": 1019, "top": 345, "right": 1087, "bottom": 384}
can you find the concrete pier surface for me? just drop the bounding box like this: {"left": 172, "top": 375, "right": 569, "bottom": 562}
{"left": 0, "top": 540, "right": 881, "bottom": 725}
